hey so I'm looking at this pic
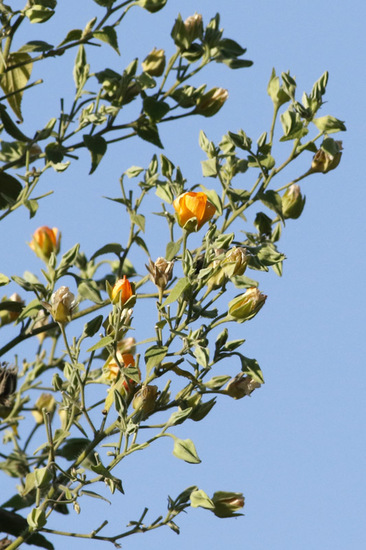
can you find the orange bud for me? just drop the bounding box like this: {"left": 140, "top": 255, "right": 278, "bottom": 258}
{"left": 111, "top": 276, "right": 133, "bottom": 305}
{"left": 29, "top": 226, "right": 60, "bottom": 261}
{"left": 173, "top": 191, "right": 216, "bottom": 232}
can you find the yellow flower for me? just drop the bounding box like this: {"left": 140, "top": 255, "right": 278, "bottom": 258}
{"left": 173, "top": 191, "right": 216, "bottom": 232}
{"left": 29, "top": 226, "right": 60, "bottom": 261}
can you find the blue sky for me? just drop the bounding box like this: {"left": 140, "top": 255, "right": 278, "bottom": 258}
{"left": 1, "top": 1, "right": 366, "bottom": 549}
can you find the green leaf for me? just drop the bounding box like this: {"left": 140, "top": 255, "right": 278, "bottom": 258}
{"left": 45, "top": 142, "right": 64, "bottom": 164}
{"left": 57, "top": 29, "right": 82, "bottom": 48}
{"left": 166, "top": 239, "right": 182, "bottom": 261}
{"left": 155, "top": 182, "right": 174, "bottom": 203}
{"left": 90, "top": 242, "right": 123, "bottom": 260}
{"left": 83, "top": 134, "right": 107, "bottom": 174}
{"left": 190, "top": 489, "right": 214, "bottom": 509}
{"left": 172, "top": 438, "right": 201, "bottom": 464}
{"left": 131, "top": 212, "right": 145, "bottom": 232}
{"left": 87, "top": 335, "right": 113, "bottom": 352}
{"left": 78, "top": 281, "right": 103, "bottom": 304}
{"left": 313, "top": 115, "right": 346, "bottom": 133}
{"left": 143, "top": 96, "right": 170, "bottom": 122}
{"left": 259, "top": 189, "right": 283, "bottom": 218}
{"left": 239, "top": 355, "right": 264, "bottom": 384}
{"left": 0, "top": 273, "right": 10, "bottom": 286}
{"left": 27, "top": 508, "right": 47, "bottom": 530}
{"left": 0, "top": 172, "right": 22, "bottom": 209}
{"left": 135, "top": 118, "right": 163, "bottom": 148}
{"left": 199, "top": 185, "right": 223, "bottom": 215}
{"left": 93, "top": 26, "right": 120, "bottom": 54}
{"left": 24, "top": 198, "right": 38, "bottom": 218}
{"left": 125, "top": 166, "right": 144, "bottom": 178}
{"left": 19, "top": 40, "right": 54, "bottom": 53}
{"left": 24, "top": 6, "right": 55, "bottom": 24}
{"left": 166, "top": 408, "right": 193, "bottom": 427}
{"left": 162, "top": 277, "right": 190, "bottom": 306}
{"left": 0, "top": 52, "right": 33, "bottom": 121}
{"left": 201, "top": 158, "right": 218, "bottom": 177}
{"left": 193, "top": 345, "right": 209, "bottom": 368}
{"left": 204, "top": 375, "right": 231, "bottom": 390}
{"left": 0, "top": 104, "right": 30, "bottom": 141}
{"left": 145, "top": 345, "right": 168, "bottom": 375}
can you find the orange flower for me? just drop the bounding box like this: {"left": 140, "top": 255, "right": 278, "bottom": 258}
{"left": 173, "top": 191, "right": 216, "bottom": 231}
{"left": 29, "top": 226, "right": 60, "bottom": 261}
{"left": 106, "top": 352, "right": 140, "bottom": 392}
{"left": 111, "top": 276, "right": 133, "bottom": 305}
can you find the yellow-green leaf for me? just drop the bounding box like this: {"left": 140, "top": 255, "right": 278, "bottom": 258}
{"left": 0, "top": 52, "right": 33, "bottom": 121}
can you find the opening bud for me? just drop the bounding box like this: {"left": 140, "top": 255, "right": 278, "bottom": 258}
{"left": 282, "top": 184, "right": 306, "bottom": 219}
{"left": 223, "top": 247, "right": 249, "bottom": 278}
{"left": 310, "top": 140, "right": 343, "bottom": 174}
{"left": 225, "top": 373, "right": 261, "bottom": 399}
{"left": 109, "top": 276, "right": 135, "bottom": 307}
{"left": 29, "top": 226, "right": 60, "bottom": 262}
{"left": 173, "top": 191, "right": 216, "bottom": 232}
{"left": 0, "top": 362, "right": 17, "bottom": 408}
{"left": 132, "top": 385, "right": 159, "bottom": 413}
{"left": 0, "top": 293, "right": 24, "bottom": 326}
{"left": 228, "top": 287, "right": 267, "bottom": 323}
{"left": 42, "top": 286, "right": 77, "bottom": 325}
{"left": 194, "top": 88, "right": 228, "bottom": 117}
{"left": 142, "top": 48, "right": 166, "bottom": 76}
{"left": 212, "top": 491, "right": 245, "bottom": 518}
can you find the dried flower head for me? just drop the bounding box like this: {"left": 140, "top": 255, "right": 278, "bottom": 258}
{"left": 146, "top": 257, "right": 174, "bottom": 289}
{"left": 0, "top": 362, "right": 18, "bottom": 407}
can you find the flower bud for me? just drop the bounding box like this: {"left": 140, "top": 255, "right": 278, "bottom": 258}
{"left": 223, "top": 247, "right": 249, "bottom": 278}
{"left": 228, "top": 287, "right": 267, "bottom": 323}
{"left": 206, "top": 249, "right": 228, "bottom": 290}
{"left": 32, "top": 393, "right": 56, "bottom": 424}
{"left": 29, "top": 226, "right": 60, "bottom": 262}
{"left": 212, "top": 491, "right": 245, "bottom": 518}
{"left": 106, "top": 351, "right": 140, "bottom": 393}
{"left": 225, "top": 373, "right": 261, "bottom": 399}
{"left": 0, "top": 293, "right": 24, "bottom": 326}
{"left": 171, "top": 13, "right": 203, "bottom": 50}
{"left": 132, "top": 385, "right": 158, "bottom": 413}
{"left": 282, "top": 184, "right": 306, "bottom": 219}
{"left": 110, "top": 276, "right": 135, "bottom": 307}
{"left": 0, "top": 362, "right": 17, "bottom": 408}
{"left": 146, "top": 257, "right": 174, "bottom": 290}
{"left": 138, "top": 0, "right": 167, "bottom": 13}
{"left": 310, "top": 140, "right": 343, "bottom": 174}
{"left": 173, "top": 191, "right": 216, "bottom": 232}
{"left": 42, "top": 286, "right": 77, "bottom": 324}
{"left": 142, "top": 48, "right": 166, "bottom": 77}
{"left": 194, "top": 88, "right": 228, "bottom": 117}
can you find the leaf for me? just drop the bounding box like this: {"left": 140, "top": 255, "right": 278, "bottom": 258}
{"left": 83, "top": 134, "right": 107, "bottom": 174}
{"left": 0, "top": 104, "right": 30, "bottom": 140}
{"left": 145, "top": 345, "right": 168, "bottom": 375}
{"left": 87, "top": 335, "right": 113, "bottom": 352}
{"left": 135, "top": 118, "right": 163, "bottom": 148}
{"left": 190, "top": 489, "right": 214, "bottom": 509}
{"left": 57, "top": 29, "right": 82, "bottom": 48}
{"left": 19, "top": 40, "right": 54, "bottom": 53}
{"left": 162, "top": 277, "right": 190, "bottom": 306}
{"left": 166, "top": 408, "right": 193, "bottom": 427}
{"left": 199, "top": 185, "right": 223, "bottom": 215}
{"left": 131, "top": 212, "right": 145, "bottom": 232}
{"left": 0, "top": 52, "right": 33, "bottom": 121}
{"left": 78, "top": 281, "right": 103, "bottom": 304}
{"left": 313, "top": 115, "right": 346, "bottom": 133}
{"left": 24, "top": 4, "right": 55, "bottom": 24}
{"left": 93, "top": 26, "right": 120, "bottom": 55}
{"left": 172, "top": 438, "right": 201, "bottom": 464}
{"left": 166, "top": 239, "right": 182, "bottom": 261}
{"left": 201, "top": 158, "right": 218, "bottom": 178}
{"left": 0, "top": 273, "right": 10, "bottom": 286}
{"left": 259, "top": 189, "right": 283, "bottom": 218}
{"left": 143, "top": 96, "right": 170, "bottom": 122}
{"left": 239, "top": 355, "right": 264, "bottom": 384}
{"left": 0, "top": 171, "right": 22, "bottom": 209}
{"left": 90, "top": 242, "right": 123, "bottom": 260}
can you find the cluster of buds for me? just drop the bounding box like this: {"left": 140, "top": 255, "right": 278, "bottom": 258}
{"left": 171, "top": 13, "right": 203, "bottom": 50}
{"left": 225, "top": 373, "right": 261, "bottom": 399}
{"left": 228, "top": 287, "right": 267, "bottom": 323}
{"left": 194, "top": 88, "right": 229, "bottom": 117}
{"left": 42, "top": 286, "right": 77, "bottom": 325}
{"left": 146, "top": 257, "right": 174, "bottom": 290}
{"left": 282, "top": 184, "right": 306, "bottom": 219}
{"left": 173, "top": 191, "right": 216, "bottom": 232}
{"left": 141, "top": 47, "right": 166, "bottom": 76}
{"left": 29, "top": 226, "right": 60, "bottom": 262}
{"left": 32, "top": 393, "right": 56, "bottom": 424}
{"left": 132, "top": 385, "right": 159, "bottom": 414}
{"left": 310, "top": 140, "right": 343, "bottom": 174}
{"left": 0, "top": 362, "right": 17, "bottom": 408}
{"left": 0, "top": 293, "right": 24, "bottom": 327}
